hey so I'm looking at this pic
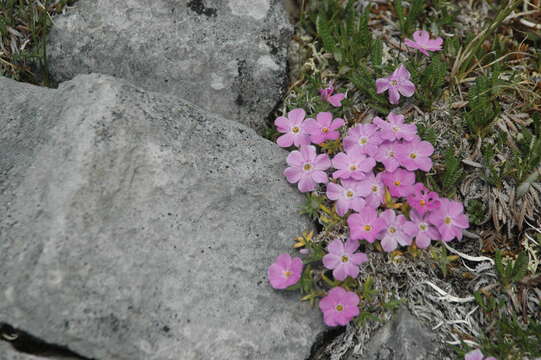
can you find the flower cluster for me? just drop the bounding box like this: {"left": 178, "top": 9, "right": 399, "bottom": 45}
{"left": 268, "top": 30, "right": 468, "bottom": 329}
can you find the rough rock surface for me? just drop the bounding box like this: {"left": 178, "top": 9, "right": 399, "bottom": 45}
{"left": 46, "top": 0, "right": 292, "bottom": 130}
{"left": 348, "top": 308, "right": 438, "bottom": 360}
{"left": 0, "top": 74, "right": 323, "bottom": 360}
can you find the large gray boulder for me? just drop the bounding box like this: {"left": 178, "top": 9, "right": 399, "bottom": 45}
{"left": 0, "top": 74, "right": 323, "bottom": 360}
{"left": 46, "top": 0, "right": 292, "bottom": 130}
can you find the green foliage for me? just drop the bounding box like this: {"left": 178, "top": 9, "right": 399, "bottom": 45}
{"left": 410, "top": 54, "right": 447, "bottom": 110}
{"left": 348, "top": 65, "right": 390, "bottom": 114}
{"left": 308, "top": 1, "right": 376, "bottom": 67}
{"left": 417, "top": 123, "right": 438, "bottom": 144}
{"left": 393, "top": 0, "right": 426, "bottom": 36}
{"left": 465, "top": 199, "right": 487, "bottom": 226}
{"left": 430, "top": 245, "right": 459, "bottom": 278}
{"left": 494, "top": 250, "right": 529, "bottom": 288}
{"left": 464, "top": 74, "right": 502, "bottom": 137}
{"left": 440, "top": 148, "right": 463, "bottom": 196}
{"left": 300, "top": 193, "right": 326, "bottom": 220}
{"left": 513, "top": 112, "right": 541, "bottom": 186}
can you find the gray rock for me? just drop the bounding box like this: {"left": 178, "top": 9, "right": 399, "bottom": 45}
{"left": 349, "top": 308, "right": 438, "bottom": 360}
{"left": 46, "top": 0, "right": 293, "bottom": 131}
{"left": 0, "top": 74, "right": 323, "bottom": 360}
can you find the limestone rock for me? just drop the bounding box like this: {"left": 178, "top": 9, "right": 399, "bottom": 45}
{"left": 0, "top": 74, "right": 323, "bottom": 360}
{"left": 46, "top": 0, "right": 293, "bottom": 130}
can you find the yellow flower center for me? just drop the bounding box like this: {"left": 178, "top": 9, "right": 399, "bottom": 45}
{"left": 303, "top": 163, "right": 312, "bottom": 171}
{"left": 346, "top": 190, "right": 354, "bottom": 198}
{"left": 410, "top": 153, "right": 417, "bottom": 159}
{"left": 390, "top": 80, "right": 398, "bottom": 86}
{"left": 394, "top": 180, "right": 401, "bottom": 186}
{"left": 371, "top": 185, "right": 379, "bottom": 192}
{"left": 419, "top": 200, "right": 426, "bottom": 206}
{"left": 444, "top": 216, "right": 452, "bottom": 225}
{"left": 350, "top": 165, "right": 357, "bottom": 171}
{"left": 322, "top": 127, "right": 329, "bottom": 133}
{"left": 341, "top": 256, "right": 349, "bottom": 263}
{"left": 392, "top": 126, "right": 400, "bottom": 132}
{"left": 283, "top": 270, "right": 292, "bottom": 278}
{"left": 419, "top": 224, "right": 427, "bottom": 231}
{"left": 389, "top": 151, "right": 395, "bottom": 157}
{"left": 336, "top": 304, "right": 344, "bottom": 311}
{"left": 389, "top": 227, "right": 396, "bottom": 233}
{"left": 363, "top": 225, "right": 372, "bottom": 231}
{"left": 359, "top": 138, "right": 368, "bottom": 145}
{"left": 292, "top": 126, "right": 300, "bottom": 134}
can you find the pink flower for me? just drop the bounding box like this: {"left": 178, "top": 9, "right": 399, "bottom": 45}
{"left": 284, "top": 145, "right": 331, "bottom": 192}
{"left": 319, "top": 287, "right": 360, "bottom": 327}
{"left": 347, "top": 207, "right": 385, "bottom": 243}
{"left": 375, "top": 64, "right": 416, "bottom": 105}
{"left": 343, "top": 123, "right": 383, "bottom": 156}
{"left": 404, "top": 30, "right": 443, "bottom": 56}
{"left": 373, "top": 112, "right": 417, "bottom": 142}
{"left": 378, "top": 209, "right": 412, "bottom": 252}
{"left": 374, "top": 141, "right": 400, "bottom": 172}
{"left": 275, "top": 108, "right": 311, "bottom": 148}
{"left": 268, "top": 253, "right": 303, "bottom": 289}
{"left": 428, "top": 198, "right": 469, "bottom": 241}
{"left": 407, "top": 183, "right": 441, "bottom": 215}
{"left": 357, "top": 172, "right": 385, "bottom": 208}
{"left": 381, "top": 169, "right": 415, "bottom": 198}
{"left": 464, "top": 349, "right": 497, "bottom": 360}
{"left": 304, "top": 112, "right": 345, "bottom": 144}
{"left": 322, "top": 239, "right": 369, "bottom": 281}
{"left": 326, "top": 180, "right": 369, "bottom": 216}
{"left": 332, "top": 147, "right": 376, "bottom": 180}
{"left": 397, "top": 140, "right": 434, "bottom": 171}
{"left": 320, "top": 82, "right": 346, "bottom": 107}
{"left": 403, "top": 210, "right": 440, "bottom": 248}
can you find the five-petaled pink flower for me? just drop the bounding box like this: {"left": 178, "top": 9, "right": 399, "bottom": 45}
{"left": 304, "top": 112, "right": 345, "bottom": 144}
{"left": 319, "top": 287, "right": 360, "bottom": 327}
{"left": 403, "top": 210, "right": 440, "bottom": 248}
{"left": 322, "top": 239, "right": 369, "bottom": 281}
{"left": 428, "top": 198, "right": 470, "bottom": 241}
{"left": 358, "top": 172, "right": 385, "bottom": 208}
{"left": 275, "top": 108, "right": 311, "bottom": 148}
{"left": 405, "top": 30, "right": 443, "bottom": 56}
{"left": 373, "top": 113, "right": 417, "bottom": 142}
{"left": 376, "top": 64, "right": 416, "bottom": 105}
{"left": 407, "top": 183, "right": 441, "bottom": 215}
{"left": 397, "top": 140, "right": 434, "bottom": 171}
{"left": 348, "top": 207, "right": 385, "bottom": 243}
{"left": 378, "top": 209, "right": 412, "bottom": 252}
{"left": 464, "top": 349, "right": 497, "bottom": 360}
{"left": 374, "top": 141, "right": 401, "bottom": 172}
{"left": 381, "top": 169, "right": 416, "bottom": 198}
{"left": 268, "top": 253, "right": 303, "bottom": 290}
{"left": 343, "top": 123, "right": 383, "bottom": 156}
{"left": 326, "top": 180, "right": 369, "bottom": 216}
{"left": 284, "top": 145, "right": 331, "bottom": 192}
{"left": 332, "top": 147, "right": 376, "bottom": 180}
{"left": 320, "top": 82, "right": 346, "bottom": 107}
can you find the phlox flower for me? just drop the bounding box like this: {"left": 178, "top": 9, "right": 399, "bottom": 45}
{"left": 332, "top": 147, "right": 376, "bottom": 180}
{"left": 319, "top": 287, "right": 360, "bottom": 327}
{"left": 284, "top": 145, "right": 331, "bottom": 192}
{"left": 397, "top": 140, "right": 434, "bottom": 171}
{"left": 343, "top": 123, "right": 382, "bottom": 156}
{"left": 326, "top": 180, "right": 369, "bottom": 216}
{"left": 320, "top": 82, "right": 346, "bottom": 107}
{"left": 405, "top": 30, "right": 443, "bottom": 56}
{"left": 407, "top": 183, "right": 441, "bottom": 215}
{"left": 464, "top": 349, "right": 497, "bottom": 360}
{"left": 275, "top": 108, "right": 311, "bottom": 147}
{"left": 357, "top": 172, "right": 385, "bottom": 208}
{"left": 403, "top": 210, "right": 440, "bottom": 248}
{"left": 373, "top": 112, "right": 417, "bottom": 142}
{"left": 374, "top": 141, "right": 400, "bottom": 172}
{"left": 268, "top": 253, "right": 303, "bottom": 290}
{"left": 378, "top": 209, "right": 412, "bottom": 252}
{"left": 428, "top": 198, "right": 469, "bottom": 241}
{"left": 375, "top": 64, "right": 416, "bottom": 105}
{"left": 304, "top": 112, "right": 345, "bottom": 144}
{"left": 381, "top": 169, "right": 415, "bottom": 198}
{"left": 347, "top": 207, "right": 385, "bottom": 243}
{"left": 322, "top": 239, "right": 369, "bottom": 281}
